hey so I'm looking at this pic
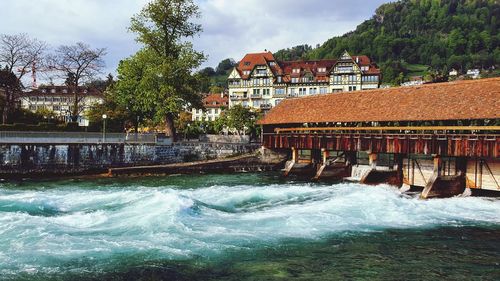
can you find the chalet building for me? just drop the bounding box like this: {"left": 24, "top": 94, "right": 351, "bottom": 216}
{"left": 19, "top": 85, "right": 104, "bottom": 125}
{"left": 191, "top": 93, "right": 229, "bottom": 122}
{"left": 228, "top": 50, "right": 380, "bottom": 110}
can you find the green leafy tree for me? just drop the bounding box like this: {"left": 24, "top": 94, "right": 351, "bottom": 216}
{"left": 116, "top": 0, "right": 206, "bottom": 140}
{"left": 224, "top": 105, "right": 257, "bottom": 136}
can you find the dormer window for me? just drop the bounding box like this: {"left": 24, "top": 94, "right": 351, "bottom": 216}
{"left": 292, "top": 68, "right": 300, "bottom": 74}
{"left": 243, "top": 70, "right": 250, "bottom": 75}
{"left": 269, "top": 62, "right": 275, "bottom": 66}
{"left": 51, "top": 89, "right": 56, "bottom": 94}
{"left": 317, "top": 67, "right": 326, "bottom": 73}
{"left": 244, "top": 62, "right": 251, "bottom": 66}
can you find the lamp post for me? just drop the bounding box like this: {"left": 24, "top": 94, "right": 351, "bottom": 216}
{"left": 102, "top": 114, "right": 107, "bottom": 143}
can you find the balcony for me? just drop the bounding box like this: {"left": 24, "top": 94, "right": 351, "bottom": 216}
{"left": 260, "top": 104, "right": 272, "bottom": 110}
{"left": 273, "top": 92, "right": 286, "bottom": 98}
{"left": 250, "top": 94, "right": 262, "bottom": 99}
{"left": 230, "top": 95, "right": 247, "bottom": 100}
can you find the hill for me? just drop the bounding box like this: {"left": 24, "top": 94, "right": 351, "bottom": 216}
{"left": 276, "top": 0, "right": 499, "bottom": 84}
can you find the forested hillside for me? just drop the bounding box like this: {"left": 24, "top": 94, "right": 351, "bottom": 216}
{"left": 276, "top": 0, "right": 499, "bottom": 84}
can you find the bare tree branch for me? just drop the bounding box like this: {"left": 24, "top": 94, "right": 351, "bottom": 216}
{"left": 46, "top": 42, "right": 106, "bottom": 122}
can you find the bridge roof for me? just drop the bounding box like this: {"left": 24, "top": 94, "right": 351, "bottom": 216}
{"left": 258, "top": 77, "right": 500, "bottom": 125}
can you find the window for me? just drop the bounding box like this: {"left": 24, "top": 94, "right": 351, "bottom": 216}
{"left": 30, "top": 97, "right": 37, "bottom": 102}
{"left": 292, "top": 68, "right": 300, "bottom": 74}
{"left": 291, "top": 77, "right": 298, "bottom": 83}
{"left": 252, "top": 89, "right": 261, "bottom": 97}
{"left": 317, "top": 67, "right": 326, "bottom": 73}
{"left": 253, "top": 79, "right": 259, "bottom": 86}
{"left": 243, "top": 70, "right": 250, "bottom": 75}
{"left": 263, "top": 89, "right": 270, "bottom": 96}
{"left": 244, "top": 62, "right": 251, "bottom": 66}
{"left": 252, "top": 100, "right": 260, "bottom": 107}
{"left": 337, "top": 66, "right": 353, "bottom": 72}
{"left": 319, "top": 87, "right": 328, "bottom": 94}
{"left": 299, "top": 88, "right": 307, "bottom": 96}
{"left": 275, "top": 99, "right": 283, "bottom": 105}
{"left": 289, "top": 88, "right": 296, "bottom": 96}
{"left": 332, "top": 75, "right": 342, "bottom": 83}
{"left": 29, "top": 105, "right": 36, "bottom": 110}
{"left": 263, "top": 78, "right": 270, "bottom": 85}
{"left": 256, "top": 69, "right": 267, "bottom": 75}
{"left": 348, "top": 75, "right": 357, "bottom": 82}
{"left": 269, "top": 62, "right": 275, "bottom": 66}
{"left": 50, "top": 89, "right": 56, "bottom": 94}
{"left": 275, "top": 88, "right": 285, "bottom": 95}
{"left": 277, "top": 76, "right": 282, "bottom": 83}
{"left": 348, "top": 86, "right": 357, "bottom": 91}
{"left": 52, "top": 105, "right": 61, "bottom": 111}
{"left": 309, "top": 88, "right": 317, "bottom": 95}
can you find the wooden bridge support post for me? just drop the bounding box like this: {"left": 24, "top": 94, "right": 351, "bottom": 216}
{"left": 368, "top": 153, "right": 378, "bottom": 169}
{"left": 322, "top": 149, "right": 329, "bottom": 164}
{"left": 291, "top": 147, "right": 298, "bottom": 163}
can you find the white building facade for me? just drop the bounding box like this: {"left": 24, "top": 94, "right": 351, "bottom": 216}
{"left": 19, "top": 85, "right": 104, "bottom": 125}
{"left": 228, "top": 51, "right": 381, "bottom": 111}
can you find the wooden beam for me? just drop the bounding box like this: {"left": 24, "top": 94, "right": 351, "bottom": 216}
{"left": 275, "top": 126, "right": 500, "bottom": 133}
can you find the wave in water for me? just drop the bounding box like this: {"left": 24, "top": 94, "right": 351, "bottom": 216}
{"left": 0, "top": 181, "right": 499, "bottom": 276}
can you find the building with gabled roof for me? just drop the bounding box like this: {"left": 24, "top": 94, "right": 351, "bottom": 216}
{"left": 191, "top": 93, "right": 229, "bottom": 122}
{"left": 228, "top": 50, "right": 381, "bottom": 111}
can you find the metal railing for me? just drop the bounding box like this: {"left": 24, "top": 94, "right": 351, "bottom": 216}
{"left": 0, "top": 131, "right": 158, "bottom": 144}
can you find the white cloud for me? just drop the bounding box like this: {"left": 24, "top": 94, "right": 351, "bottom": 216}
{"left": 0, "top": 0, "right": 388, "bottom": 79}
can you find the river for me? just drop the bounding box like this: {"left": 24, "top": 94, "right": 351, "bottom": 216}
{"left": 0, "top": 173, "right": 499, "bottom": 280}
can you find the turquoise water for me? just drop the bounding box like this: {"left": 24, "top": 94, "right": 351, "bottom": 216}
{"left": 0, "top": 173, "right": 499, "bottom": 280}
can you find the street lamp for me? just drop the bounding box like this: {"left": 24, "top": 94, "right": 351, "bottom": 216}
{"left": 102, "top": 114, "right": 107, "bottom": 143}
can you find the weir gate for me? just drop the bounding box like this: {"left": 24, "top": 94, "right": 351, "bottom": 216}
{"left": 258, "top": 78, "right": 500, "bottom": 198}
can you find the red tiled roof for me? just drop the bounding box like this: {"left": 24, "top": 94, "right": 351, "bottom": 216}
{"left": 258, "top": 78, "right": 500, "bottom": 125}
{"left": 234, "top": 51, "right": 381, "bottom": 80}
{"left": 236, "top": 52, "right": 277, "bottom": 79}
{"left": 203, "top": 93, "right": 229, "bottom": 108}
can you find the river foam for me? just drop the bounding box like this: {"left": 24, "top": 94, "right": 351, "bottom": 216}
{"left": 0, "top": 178, "right": 499, "bottom": 276}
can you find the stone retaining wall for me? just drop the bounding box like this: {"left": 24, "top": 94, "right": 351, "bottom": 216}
{"left": 0, "top": 142, "right": 260, "bottom": 178}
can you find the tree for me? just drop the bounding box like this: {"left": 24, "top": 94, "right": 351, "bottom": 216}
{"left": 215, "top": 58, "right": 236, "bottom": 75}
{"left": 46, "top": 42, "right": 106, "bottom": 122}
{"left": 0, "top": 69, "right": 20, "bottom": 123}
{"left": 122, "top": 0, "right": 206, "bottom": 139}
{"left": 224, "top": 105, "right": 257, "bottom": 135}
{"left": 0, "top": 33, "right": 46, "bottom": 123}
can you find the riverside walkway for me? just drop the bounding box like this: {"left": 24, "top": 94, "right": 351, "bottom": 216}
{"left": 258, "top": 78, "right": 500, "bottom": 198}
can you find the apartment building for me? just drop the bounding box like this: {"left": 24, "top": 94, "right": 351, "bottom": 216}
{"left": 191, "top": 93, "right": 229, "bottom": 121}
{"left": 228, "top": 50, "right": 380, "bottom": 110}
{"left": 19, "top": 85, "right": 104, "bottom": 125}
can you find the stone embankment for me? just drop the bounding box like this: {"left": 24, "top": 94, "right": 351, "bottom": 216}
{"left": 0, "top": 141, "right": 284, "bottom": 179}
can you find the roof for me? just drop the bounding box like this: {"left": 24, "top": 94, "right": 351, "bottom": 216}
{"left": 203, "top": 93, "right": 229, "bottom": 108}
{"left": 233, "top": 51, "right": 381, "bottom": 82}
{"left": 258, "top": 78, "right": 500, "bottom": 125}
{"left": 22, "top": 85, "right": 103, "bottom": 97}
{"left": 236, "top": 52, "right": 278, "bottom": 79}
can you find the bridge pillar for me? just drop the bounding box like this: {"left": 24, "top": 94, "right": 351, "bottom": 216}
{"left": 420, "top": 155, "right": 466, "bottom": 199}
{"left": 313, "top": 149, "right": 351, "bottom": 181}
{"left": 360, "top": 153, "right": 404, "bottom": 187}
{"left": 283, "top": 148, "right": 315, "bottom": 177}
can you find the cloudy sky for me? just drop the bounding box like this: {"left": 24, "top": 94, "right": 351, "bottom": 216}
{"left": 1, "top": 0, "right": 389, "bottom": 76}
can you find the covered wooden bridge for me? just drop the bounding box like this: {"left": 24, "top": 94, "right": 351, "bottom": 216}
{"left": 258, "top": 78, "right": 500, "bottom": 198}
